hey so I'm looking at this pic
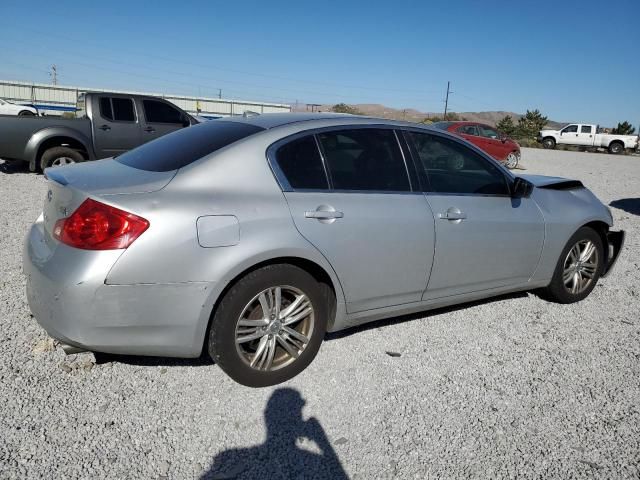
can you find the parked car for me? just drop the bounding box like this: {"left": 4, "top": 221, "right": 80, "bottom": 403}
{"left": 0, "top": 98, "right": 38, "bottom": 116}
{"left": 0, "top": 92, "right": 196, "bottom": 171}
{"left": 538, "top": 123, "right": 639, "bottom": 154}
{"left": 432, "top": 121, "right": 521, "bottom": 169}
{"left": 24, "top": 113, "right": 624, "bottom": 387}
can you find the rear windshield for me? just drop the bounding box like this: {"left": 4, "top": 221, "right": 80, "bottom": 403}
{"left": 115, "top": 121, "right": 264, "bottom": 172}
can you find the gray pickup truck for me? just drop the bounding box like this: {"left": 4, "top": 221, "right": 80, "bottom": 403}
{"left": 0, "top": 92, "right": 197, "bottom": 171}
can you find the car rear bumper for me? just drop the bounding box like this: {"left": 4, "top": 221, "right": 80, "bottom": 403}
{"left": 23, "top": 221, "right": 212, "bottom": 357}
{"left": 603, "top": 230, "right": 625, "bottom": 276}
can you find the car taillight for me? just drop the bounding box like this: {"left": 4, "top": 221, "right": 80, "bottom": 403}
{"left": 53, "top": 198, "right": 149, "bottom": 250}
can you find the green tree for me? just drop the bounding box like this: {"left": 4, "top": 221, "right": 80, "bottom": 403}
{"left": 611, "top": 121, "right": 636, "bottom": 135}
{"left": 516, "top": 109, "right": 548, "bottom": 138}
{"left": 331, "top": 103, "right": 362, "bottom": 115}
{"left": 496, "top": 115, "right": 516, "bottom": 137}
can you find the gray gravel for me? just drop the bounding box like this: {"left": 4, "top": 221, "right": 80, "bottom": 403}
{"left": 1, "top": 149, "right": 639, "bottom": 479}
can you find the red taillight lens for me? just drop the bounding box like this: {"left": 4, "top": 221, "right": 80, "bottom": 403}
{"left": 53, "top": 198, "right": 149, "bottom": 250}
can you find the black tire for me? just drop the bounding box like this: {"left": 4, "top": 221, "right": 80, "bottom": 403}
{"left": 542, "top": 137, "right": 556, "bottom": 149}
{"left": 18, "top": 110, "right": 35, "bottom": 116}
{"left": 608, "top": 142, "right": 624, "bottom": 155}
{"left": 540, "top": 227, "right": 604, "bottom": 304}
{"left": 208, "top": 264, "right": 329, "bottom": 387}
{"left": 40, "top": 146, "right": 84, "bottom": 170}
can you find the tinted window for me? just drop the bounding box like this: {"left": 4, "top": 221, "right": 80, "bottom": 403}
{"left": 408, "top": 131, "right": 509, "bottom": 195}
{"left": 99, "top": 97, "right": 135, "bottom": 122}
{"left": 478, "top": 125, "right": 499, "bottom": 139}
{"left": 143, "top": 100, "right": 184, "bottom": 124}
{"left": 457, "top": 125, "right": 479, "bottom": 136}
{"left": 431, "top": 121, "right": 455, "bottom": 130}
{"left": 318, "top": 129, "right": 410, "bottom": 192}
{"left": 563, "top": 125, "right": 578, "bottom": 133}
{"left": 581, "top": 125, "right": 592, "bottom": 133}
{"left": 116, "top": 121, "right": 263, "bottom": 172}
{"left": 99, "top": 97, "right": 113, "bottom": 120}
{"left": 112, "top": 98, "right": 135, "bottom": 122}
{"left": 276, "top": 136, "right": 328, "bottom": 190}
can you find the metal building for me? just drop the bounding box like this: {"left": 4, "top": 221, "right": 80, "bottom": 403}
{"left": 0, "top": 79, "right": 291, "bottom": 118}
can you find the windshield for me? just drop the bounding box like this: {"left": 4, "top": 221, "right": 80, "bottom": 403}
{"left": 115, "top": 120, "right": 264, "bottom": 172}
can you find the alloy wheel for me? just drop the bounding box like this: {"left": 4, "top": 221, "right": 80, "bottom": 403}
{"left": 235, "top": 286, "right": 314, "bottom": 371}
{"left": 505, "top": 152, "right": 519, "bottom": 169}
{"left": 562, "top": 240, "right": 599, "bottom": 294}
{"left": 51, "top": 157, "right": 76, "bottom": 167}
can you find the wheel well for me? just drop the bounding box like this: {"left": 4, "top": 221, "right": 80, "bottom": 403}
{"left": 201, "top": 257, "right": 338, "bottom": 356}
{"left": 543, "top": 136, "right": 555, "bottom": 143}
{"left": 609, "top": 140, "right": 624, "bottom": 149}
{"left": 581, "top": 220, "right": 609, "bottom": 263}
{"left": 36, "top": 137, "right": 88, "bottom": 164}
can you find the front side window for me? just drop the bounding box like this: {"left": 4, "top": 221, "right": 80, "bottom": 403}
{"left": 317, "top": 129, "right": 410, "bottom": 192}
{"left": 407, "top": 131, "right": 509, "bottom": 195}
{"left": 143, "top": 100, "right": 184, "bottom": 124}
{"left": 478, "top": 125, "right": 500, "bottom": 139}
{"left": 275, "top": 136, "right": 328, "bottom": 190}
{"left": 562, "top": 124, "right": 578, "bottom": 134}
{"left": 99, "top": 97, "right": 135, "bottom": 122}
{"left": 581, "top": 125, "right": 592, "bottom": 134}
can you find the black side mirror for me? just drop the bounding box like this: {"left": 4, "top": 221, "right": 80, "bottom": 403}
{"left": 512, "top": 177, "right": 533, "bottom": 198}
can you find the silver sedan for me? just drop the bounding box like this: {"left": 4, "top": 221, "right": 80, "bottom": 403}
{"left": 23, "top": 114, "right": 625, "bottom": 386}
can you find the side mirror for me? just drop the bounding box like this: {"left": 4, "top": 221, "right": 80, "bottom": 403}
{"left": 512, "top": 177, "right": 533, "bottom": 198}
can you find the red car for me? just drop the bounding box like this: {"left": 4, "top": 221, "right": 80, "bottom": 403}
{"left": 432, "top": 121, "right": 521, "bottom": 169}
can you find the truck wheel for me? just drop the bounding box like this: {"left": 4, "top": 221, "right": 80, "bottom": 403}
{"left": 19, "top": 110, "right": 35, "bottom": 116}
{"left": 40, "top": 147, "right": 84, "bottom": 170}
{"left": 542, "top": 137, "right": 556, "bottom": 149}
{"left": 608, "top": 142, "right": 624, "bottom": 155}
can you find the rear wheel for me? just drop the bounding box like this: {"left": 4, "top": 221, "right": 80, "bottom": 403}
{"left": 542, "top": 137, "right": 556, "bottom": 149}
{"left": 608, "top": 142, "right": 624, "bottom": 154}
{"left": 208, "top": 264, "right": 328, "bottom": 387}
{"left": 40, "top": 147, "right": 84, "bottom": 170}
{"left": 540, "top": 227, "right": 604, "bottom": 303}
{"left": 505, "top": 151, "right": 520, "bottom": 169}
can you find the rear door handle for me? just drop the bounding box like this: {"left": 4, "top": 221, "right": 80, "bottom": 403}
{"left": 305, "top": 210, "right": 344, "bottom": 219}
{"left": 144, "top": 127, "right": 156, "bottom": 133}
{"left": 99, "top": 124, "right": 111, "bottom": 131}
{"left": 438, "top": 209, "right": 467, "bottom": 221}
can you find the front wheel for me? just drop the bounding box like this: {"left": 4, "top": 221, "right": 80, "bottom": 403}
{"left": 542, "top": 137, "right": 556, "bottom": 149}
{"left": 208, "top": 264, "right": 328, "bottom": 387}
{"left": 505, "top": 151, "right": 520, "bottom": 169}
{"left": 18, "top": 110, "right": 35, "bottom": 116}
{"left": 540, "top": 227, "right": 604, "bottom": 303}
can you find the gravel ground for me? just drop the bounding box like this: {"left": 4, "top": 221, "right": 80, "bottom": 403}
{"left": 1, "top": 148, "right": 639, "bottom": 479}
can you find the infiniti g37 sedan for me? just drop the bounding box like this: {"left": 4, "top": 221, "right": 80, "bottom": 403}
{"left": 24, "top": 113, "right": 625, "bottom": 387}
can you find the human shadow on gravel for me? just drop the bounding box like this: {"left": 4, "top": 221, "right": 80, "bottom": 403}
{"left": 200, "top": 388, "right": 349, "bottom": 480}
{"left": 325, "top": 291, "right": 528, "bottom": 340}
{"left": 610, "top": 198, "right": 640, "bottom": 216}
{"left": 0, "top": 160, "right": 31, "bottom": 174}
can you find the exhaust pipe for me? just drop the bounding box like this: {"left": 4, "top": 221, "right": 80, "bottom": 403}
{"left": 59, "top": 342, "right": 87, "bottom": 355}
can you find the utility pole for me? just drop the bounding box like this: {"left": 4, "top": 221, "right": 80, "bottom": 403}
{"left": 443, "top": 81, "right": 452, "bottom": 120}
{"left": 50, "top": 65, "right": 58, "bottom": 85}
{"left": 218, "top": 89, "right": 222, "bottom": 99}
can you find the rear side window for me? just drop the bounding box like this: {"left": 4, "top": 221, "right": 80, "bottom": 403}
{"left": 99, "top": 97, "right": 135, "bottom": 122}
{"left": 317, "top": 129, "right": 410, "bottom": 192}
{"left": 116, "top": 121, "right": 264, "bottom": 172}
{"left": 581, "top": 125, "right": 592, "bottom": 133}
{"left": 276, "top": 136, "right": 328, "bottom": 190}
{"left": 407, "top": 131, "right": 509, "bottom": 195}
{"left": 457, "top": 125, "right": 479, "bottom": 136}
{"left": 143, "top": 100, "right": 184, "bottom": 124}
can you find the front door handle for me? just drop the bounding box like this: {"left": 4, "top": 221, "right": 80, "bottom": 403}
{"left": 438, "top": 208, "right": 467, "bottom": 221}
{"left": 305, "top": 210, "right": 344, "bottom": 219}
{"left": 99, "top": 124, "right": 111, "bottom": 131}
{"left": 144, "top": 127, "right": 156, "bottom": 133}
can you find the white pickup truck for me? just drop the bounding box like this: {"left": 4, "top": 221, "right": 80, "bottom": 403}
{"left": 538, "top": 123, "right": 638, "bottom": 154}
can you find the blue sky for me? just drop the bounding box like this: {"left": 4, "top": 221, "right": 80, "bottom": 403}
{"left": 1, "top": 0, "right": 638, "bottom": 126}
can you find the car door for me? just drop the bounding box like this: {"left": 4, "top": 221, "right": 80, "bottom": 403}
{"left": 558, "top": 124, "right": 579, "bottom": 145}
{"left": 576, "top": 124, "right": 595, "bottom": 146}
{"left": 404, "top": 130, "right": 544, "bottom": 300}
{"left": 139, "top": 98, "right": 190, "bottom": 144}
{"left": 476, "top": 124, "right": 509, "bottom": 161}
{"left": 92, "top": 95, "right": 142, "bottom": 158}
{"left": 271, "top": 128, "right": 436, "bottom": 313}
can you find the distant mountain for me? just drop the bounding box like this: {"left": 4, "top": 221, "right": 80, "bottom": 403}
{"left": 293, "top": 103, "right": 565, "bottom": 129}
